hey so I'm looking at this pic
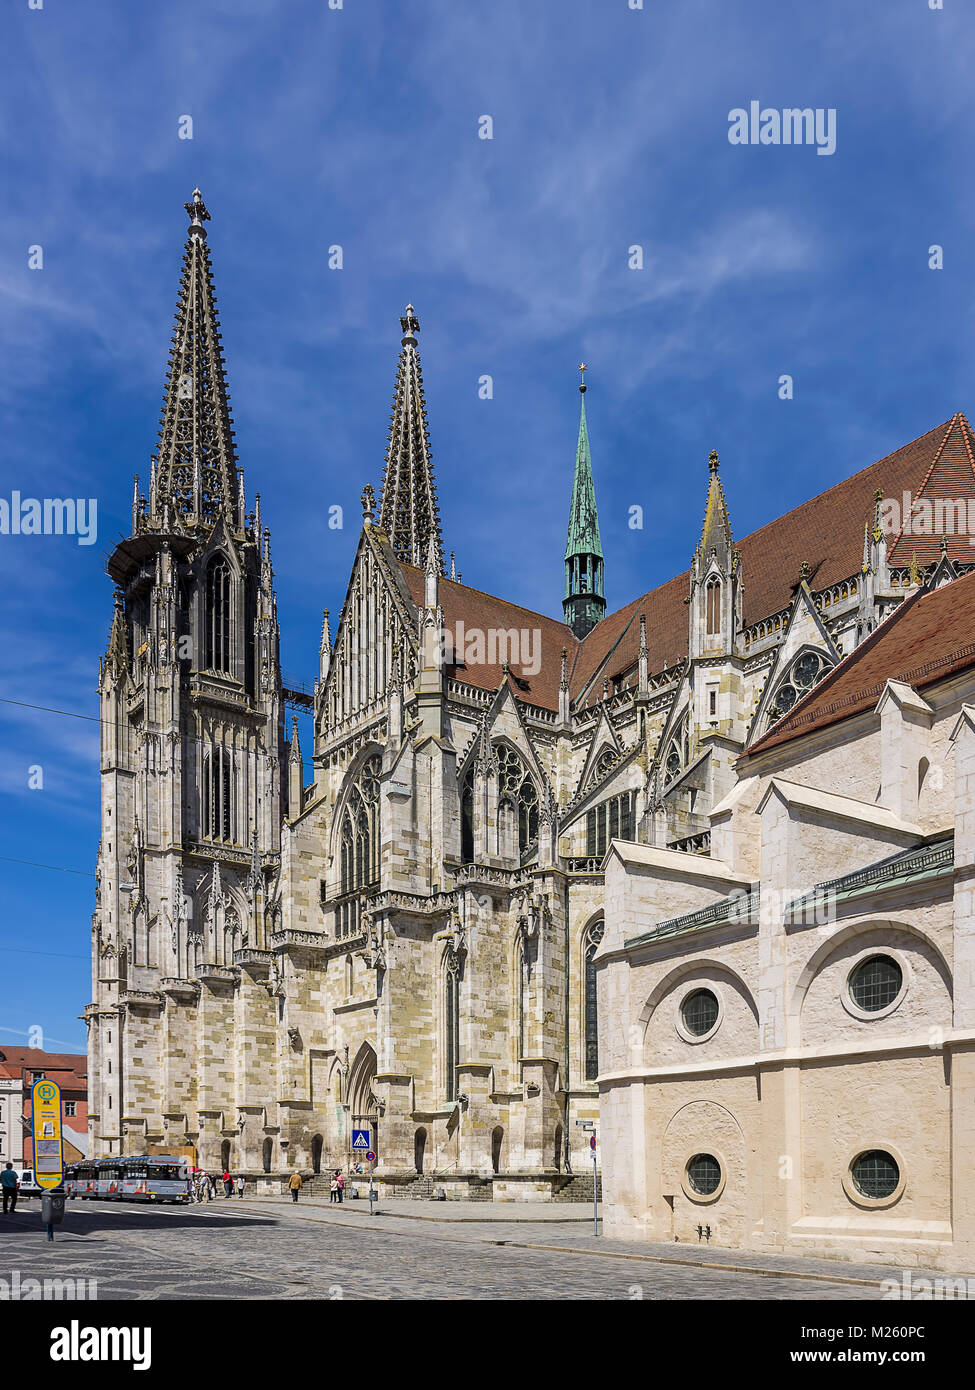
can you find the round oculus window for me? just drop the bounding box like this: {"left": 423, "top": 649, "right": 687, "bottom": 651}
{"left": 681, "top": 988, "right": 719, "bottom": 1037}
{"left": 851, "top": 1150, "right": 899, "bottom": 1200}
{"left": 686, "top": 1153, "right": 721, "bottom": 1196}
{"left": 849, "top": 955, "right": 902, "bottom": 1013}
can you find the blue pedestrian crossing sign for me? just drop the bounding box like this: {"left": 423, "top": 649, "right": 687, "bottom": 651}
{"left": 352, "top": 1130, "right": 370, "bottom": 1151}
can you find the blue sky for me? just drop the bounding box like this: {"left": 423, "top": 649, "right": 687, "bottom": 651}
{"left": 0, "top": 0, "right": 971, "bottom": 1050}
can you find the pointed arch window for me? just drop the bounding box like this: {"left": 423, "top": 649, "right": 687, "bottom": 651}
{"left": 583, "top": 920, "right": 604, "bottom": 1081}
{"left": 495, "top": 744, "right": 539, "bottom": 852}
{"left": 203, "top": 747, "right": 234, "bottom": 843}
{"left": 664, "top": 712, "right": 691, "bottom": 785}
{"left": 586, "top": 792, "right": 634, "bottom": 857}
{"left": 767, "top": 650, "right": 833, "bottom": 727}
{"left": 205, "top": 555, "right": 233, "bottom": 674}
{"left": 706, "top": 576, "right": 722, "bottom": 634}
{"left": 460, "top": 769, "right": 475, "bottom": 863}
{"left": 444, "top": 950, "right": 461, "bottom": 1101}
{"left": 338, "top": 754, "right": 382, "bottom": 937}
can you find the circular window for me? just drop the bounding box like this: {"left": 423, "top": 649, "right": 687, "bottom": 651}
{"left": 775, "top": 682, "right": 797, "bottom": 712}
{"left": 686, "top": 1153, "right": 721, "bottom": 1196}
{"left": 849, "top": 955, "right": 902, "bottom": 1013}
{"left": 851, "top": 1150, "right": 899, "bottom": 1200}
{"left": 681, "top": 989, "right": 719, "bottom": 1037}
{"left": 793, "top": 652, "right": 822, "bottom": 690}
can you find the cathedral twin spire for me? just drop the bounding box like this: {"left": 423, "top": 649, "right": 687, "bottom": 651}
{"left": 136, "top": 189, "right": 243, "bottom": 533}
{"left": 376, "top": 305, "right": 446, "bottom": 575}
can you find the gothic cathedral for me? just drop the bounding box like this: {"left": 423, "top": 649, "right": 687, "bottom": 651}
{"left": 86, "top": 191, "right": 974, "bottom": 1194}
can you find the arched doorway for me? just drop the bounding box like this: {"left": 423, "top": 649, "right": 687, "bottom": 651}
{"left": 311, "top": 1135, "right": 323, "bottom": 1174}
{"left": 348, "top": 1042, "right": 379, "bottom": 1160}
{"left": 220, "top": 1139, "right": 231, "bottom": 1171}
{"left": 553, "top": 1125, "right": 563, "bottom": 1173}
{"left": 262, "top": 1138, "right": 273, "bottom": 1173}
{"left": 491, "top": 1126, "right": 504, "bottom": 1174}
{"left": 414, "top": 1128, "right": 427, "bottom": 1175}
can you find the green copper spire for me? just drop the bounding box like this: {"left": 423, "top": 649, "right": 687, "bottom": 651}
{"left": 563, "top": 364, "right": 606, "bottom": 638}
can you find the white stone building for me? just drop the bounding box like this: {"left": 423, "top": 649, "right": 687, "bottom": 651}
{"left": 598, "top": 566, "right": 975, "bottom": 1270}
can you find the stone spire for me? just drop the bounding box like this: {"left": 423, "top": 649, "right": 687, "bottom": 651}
{"left": 377, "top": 305, "right": 445, "bottom": 575}
{"left": 563, "top": 364, "right": 605, "bottom": 639}
{"left": 104, "top": 589, "right": 130, "bottom": 685}
{"left": 319, "top": 609, "right": 332, "bottom": 682}
{"left": 694, "top": 449, "right": 734, "bottom": 571}
{"left": 145, "top": 189, "right": 241, "bottom": 529}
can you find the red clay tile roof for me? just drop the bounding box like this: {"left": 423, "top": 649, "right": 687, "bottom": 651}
{"left": 745, "top": 568, "right": 975, "bottom": 757}
{"left": 0, "top": 1048, "right": 87, "bottom": 1083}
{"left": 398, "top": 563, "right": 577, "bottom": 711}
{"left": 398, "top": 415, "right": 975, "bottom": 713}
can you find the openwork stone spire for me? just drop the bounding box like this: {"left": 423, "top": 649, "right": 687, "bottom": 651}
{"left": 146, "top": 189, "right": 241, "bottom": 529}
{"left": 377, "top": 305, "right": 445, "bottom": 574}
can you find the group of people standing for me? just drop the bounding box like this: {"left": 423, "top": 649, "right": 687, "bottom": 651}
{"left": 193, "top": 1169, "right": 245, "bottom": 1202}
{"left": 287, "top": 1169, "right": 347, "bottom": 1203}
{"left": 189, "top": 1166, "right": 356, "bottom": 1204}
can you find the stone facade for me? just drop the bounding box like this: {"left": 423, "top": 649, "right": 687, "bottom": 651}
{"left": 86, "top": 190, "right": 975, "bottom": 1201}
{"left": 598, "top": 569, "right": 975, "bottom": 1269}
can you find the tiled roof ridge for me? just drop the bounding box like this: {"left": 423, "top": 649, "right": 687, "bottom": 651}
{"left": 735, "top": 414, "right": 957, "bottom": 556}
{"left": 745, "top": 569, "right": 975, "bottom": 757}
{"left": 400, "top": 560, "right": 579, "bottom": 638}
{"left": 887, "top": 413, "right": 973, "bottom": 559}
{"left": 771, "top": 639, "right": 975, "bottom": 736}
{"left": 745, "top": 580, "right": 930, "bottom": 756}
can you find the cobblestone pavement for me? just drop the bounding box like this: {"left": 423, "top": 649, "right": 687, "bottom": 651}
{"left": 0, "top": 1197, "right": 939, "bottom": 1301}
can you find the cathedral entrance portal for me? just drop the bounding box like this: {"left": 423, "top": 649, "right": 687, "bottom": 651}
{"left": 348, "top": 1042, "right": 379, "bottom": 1163}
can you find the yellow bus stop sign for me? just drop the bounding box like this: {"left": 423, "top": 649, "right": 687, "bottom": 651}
{"left": 31, "top": 1078, "right": 63, "bottom": 1190}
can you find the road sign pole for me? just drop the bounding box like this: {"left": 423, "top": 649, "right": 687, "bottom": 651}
{"left": 369, "top": 1156, "right": 374, "bottom": 1216}
{"left": 593, "top": 1143, "right": 598, "bottom": 1238}
{"left": 32, "top": 1078, "right": 64, "bottom": 1240}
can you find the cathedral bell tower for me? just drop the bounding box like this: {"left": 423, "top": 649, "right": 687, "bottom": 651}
{"left": 563, "top": 365, "right": 606, "bottom": 639}
{"left": 88, "top": 190, "right": 285, "bottom": 1160}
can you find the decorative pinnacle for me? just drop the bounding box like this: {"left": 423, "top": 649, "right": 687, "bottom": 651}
{"left": 400, "top": 303, "right": 419, "bottom": 341}
{"left": 708, "top": 449, "right": 720, "bottom": 474}
{"left": 361, "top": 483, "right": 376, "bottom": 522}
{"left": 799, "top": 559, "right": 810, "bottom": 581}
{"left": 184, "top": 188, "right": 211, "bottom": 235}
{"left": 578, "top": 362, "right": 588, "bottom": 395}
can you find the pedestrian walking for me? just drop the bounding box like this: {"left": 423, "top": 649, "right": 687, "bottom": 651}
{"left": 1, "top": 1163, "right": 18, "bottom": 1215}
{"left": 289, "top": 1171, "right": 302, "bottom": 1204}
{"left": 236, "top": 1175, "right": 245, "bottom": 1199}
{"left": 222, "top": 1169, "right": 232, "bottom": 1198}
{"left": 336, "top": 1171, "right": 345, "bottom": 1204}
{"left": 329, "top": 1175, "right": 339, "bottom": 1204}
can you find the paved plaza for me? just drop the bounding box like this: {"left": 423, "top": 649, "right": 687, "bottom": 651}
{"left": 0, "top": 1196, "right": 942, "bottom": 1300}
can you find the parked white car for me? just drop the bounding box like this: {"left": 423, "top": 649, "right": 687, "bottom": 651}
{"left": 16, "top": 1167, "right": 44, "bottom": 1198}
